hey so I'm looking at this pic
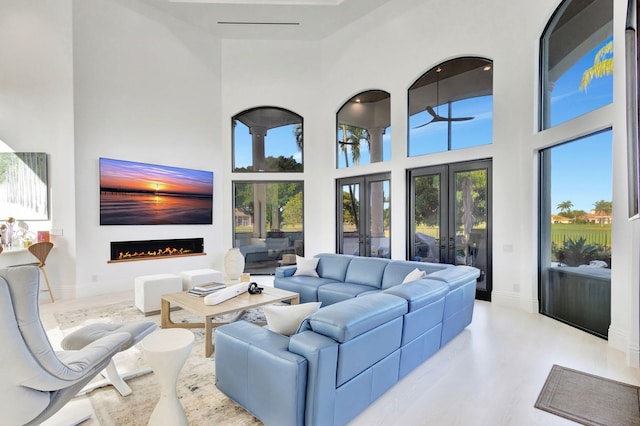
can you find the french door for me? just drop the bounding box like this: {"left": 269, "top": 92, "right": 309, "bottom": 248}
{"left": 408, "top": 160, "right": 492, "bottom": 300}
{"left": 337, "top": 173, "right": 391, "bottom": 258}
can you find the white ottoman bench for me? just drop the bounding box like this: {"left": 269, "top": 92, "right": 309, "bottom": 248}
{"left": 135, "top": 273, "right": 182, "bottom": 315}
{"left": 180, "top": 269, "right": 224, "bottom": 290}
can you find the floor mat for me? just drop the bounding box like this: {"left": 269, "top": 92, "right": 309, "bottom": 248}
{"left": 535, "top": 364, "right": 640, "bottom": 426}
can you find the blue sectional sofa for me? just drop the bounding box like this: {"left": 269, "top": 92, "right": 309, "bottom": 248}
{"left": 214, "top": 254, "right": 480, "bottom": 426}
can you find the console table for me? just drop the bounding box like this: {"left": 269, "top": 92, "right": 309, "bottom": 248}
{"left": 0, "top": 247, "right": 30, "bottom": 268}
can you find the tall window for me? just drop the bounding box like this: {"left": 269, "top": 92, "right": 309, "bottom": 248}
{"left": 539, "top": 131, "right": 612, "bottom": 338}
{"left": 408, "top": 57, "right": 493, "bottom": 157}
{"left": 233, "top": 107, "right": 303, "bottom": 172}
{"left": 336, "top": 90, "right": 391, "bottom": 169}
{"left": 233, "top": 181, "right": 304, "bottom": 274}
{"left": 540, "top": 0, "right": 613, "bottom": 129}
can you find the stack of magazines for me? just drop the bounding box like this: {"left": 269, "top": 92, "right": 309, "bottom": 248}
{"left": 187, "top": 282, "right": 226, "bottom": 297}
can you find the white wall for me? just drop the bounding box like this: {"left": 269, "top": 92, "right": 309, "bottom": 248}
{"left": 72, "top": 0, "right": 223, "bottom": 297}
{"left": 219, "top": 38, "right": 327, "bottom": 255}
{"left": 0, "top": 0, "right": 77, "bottom": 300}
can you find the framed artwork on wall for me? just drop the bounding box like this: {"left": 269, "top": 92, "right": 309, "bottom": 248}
{"left": 99, "top": 157, "right": 214, "bottom": 225}
{"left": 0, "top": 152, "right": 48, "bottom": 220}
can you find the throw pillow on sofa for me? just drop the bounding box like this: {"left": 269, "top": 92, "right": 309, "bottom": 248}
{"left": 402, "top": 267, "right": 426, "bottom": 284}
{"left": 293, "top": 256, "right": 320, "bottom": 277}
{"left": 263, "top": 302, "right": 322, "bottom": 336}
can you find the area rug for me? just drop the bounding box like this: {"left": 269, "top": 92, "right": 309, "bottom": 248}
{"left": 54, "top": 302, "right": 264, "bottom": 426}
{"left": 535, "top": 364, "right": 640, "bottom": 426}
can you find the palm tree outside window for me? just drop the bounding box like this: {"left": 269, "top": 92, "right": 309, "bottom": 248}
{"left": 336, "top": 90, "right": 391, "bottom": 169}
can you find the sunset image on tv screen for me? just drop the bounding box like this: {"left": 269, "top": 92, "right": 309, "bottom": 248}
{"left": 99, "top": 157, "right": 213, "bottom": 225}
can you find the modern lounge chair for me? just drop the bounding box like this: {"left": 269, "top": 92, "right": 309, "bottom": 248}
{"left": 0, "top": 265, "right": 153, "bottom": 425}
{"left": 62, "top": 321, "right": 157, "bottom": 397}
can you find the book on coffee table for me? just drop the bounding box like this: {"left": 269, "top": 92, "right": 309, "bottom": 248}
{"left": 193, "top": 282, "right": 226, "bottom": 292}
{"left": 187, "top": 282, "right": 227, "bottom": 297}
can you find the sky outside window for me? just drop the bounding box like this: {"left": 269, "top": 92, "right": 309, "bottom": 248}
{"left": 234, "top": 122, "right": 301, "bottom": 170}
{"left": 548, "top": 36, "right": 613, "bottom": 127}
{"left": 408, "top": 95, "right": 493, "bottom": 156}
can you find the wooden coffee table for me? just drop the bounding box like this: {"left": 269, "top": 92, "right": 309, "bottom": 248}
{"left": 160, "top": 286, "right": 300, "bottom": 357}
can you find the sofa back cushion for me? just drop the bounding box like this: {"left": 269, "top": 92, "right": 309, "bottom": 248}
{"left": 344, "top": 257, "right": 389, "bottom": 289}
{"left": 381, "top": 260, "right": 451, "bottom": 289}
{"left": 315, "top": 253, "right": 354, "bottom": 282}
{"left": 426, "top": 265, "right": 480, "bottom": 290}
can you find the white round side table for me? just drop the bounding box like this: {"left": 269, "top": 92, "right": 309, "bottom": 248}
{"left": 141, "top": 328, "right": 194, "bottom": 426}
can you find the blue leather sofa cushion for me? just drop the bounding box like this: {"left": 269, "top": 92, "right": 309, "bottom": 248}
{"left": 275, "top": 265, "right": 296, "bottom": 278}
{"left": 427, "top": 265, "right": 480, "bottom": 290}
{"left": 317, "top": 282, "right": 378, "bottom": 306}
{"left": 300, "top": 293, "right": 407, "bottom": 343}
{"left": 344, "top": 257, "right": 389, "bottom": 288}
{"left": 336, "top": 317, "right": 402, "bottom": 386}
{"left": 275, "top": 276, "right": 341, "bottom": 304}
{"left": 382, "top": 279, "right": 448, "bottom": 311}
{"left": 316, "top": 253, "right": 354, "bottom": 282}
{"left": 380, "top": 261, "right": 450, "bottom": 289}
{"left": 335, "top": 349, "right": 400, "bottom": 426}
{"left": 215, "top": 321, "right": 307, "bottom": 426}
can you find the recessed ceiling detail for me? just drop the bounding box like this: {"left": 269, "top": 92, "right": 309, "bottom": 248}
{"left": 169, "top": 0, "right": 343, "bottom": 5}
{"left": 140, "top": 0, "right": 394, "bottom": 40}
{"left": 217, "top": 21, "right": 300, "bottom": 25}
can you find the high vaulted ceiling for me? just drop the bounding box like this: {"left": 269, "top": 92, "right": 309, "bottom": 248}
{"left": 139, "top": 0, "right": 392, "bottom": 40}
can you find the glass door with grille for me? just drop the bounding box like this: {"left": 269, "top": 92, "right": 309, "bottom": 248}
{"left": 408, "top": 160, "right": 492, "bottom": 300}
{"left": 337, "top": 173, "right": 390, "bottom": 258}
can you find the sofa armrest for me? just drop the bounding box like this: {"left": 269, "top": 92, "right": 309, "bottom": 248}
{"left": 215, "top": 321, "right": 307, "bottom": 426}
{"left": 289, "top": 330, "right": 339, "bottom": 426}
{"left": 275, "top": 265, "right": 297, "bottom": 278}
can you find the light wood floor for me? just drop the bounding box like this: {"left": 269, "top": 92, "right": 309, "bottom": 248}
{"left": 40, "top": 290, "right": 640, "bottom": 426}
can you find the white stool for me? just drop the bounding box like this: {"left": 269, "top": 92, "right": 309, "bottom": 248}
{"left": 141, "top": 329, "right": 194, "bottom": 426}
{"left": 134, "top": 274, "right": 182, "bottom": 315}
{"left": 180, "top": 268, "right": 224, "bottom": 290}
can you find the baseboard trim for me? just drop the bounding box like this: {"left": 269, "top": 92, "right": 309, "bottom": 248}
{"left": 627, "top": 344, "right": 640, "bottom": 368}
{"left": 608, "top": 325, "right": 627, "bottom": 351}
{"left": 491, "top": 291, "right": 538, "bottom": 313}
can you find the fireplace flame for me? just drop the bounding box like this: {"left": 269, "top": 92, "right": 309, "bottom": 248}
{"left": 118, "top": 246, "right": 194, "bottom": 260}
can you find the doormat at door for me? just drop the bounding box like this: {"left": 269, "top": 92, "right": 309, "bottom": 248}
{"left": 535, "top": 364, "right": 640, "bottom": 425}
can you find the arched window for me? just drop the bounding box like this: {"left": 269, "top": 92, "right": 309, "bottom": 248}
{"left": 408, "top": 57, "right": 493, "bottom": 156}
{"left": 232, "top": 106, "right": 303, "bottom": 172}
{"left": 336, "top": 90, "right": 391, "bottom": 169}
{"left": 540, "top": 0, "right": 613, "bottom": 129}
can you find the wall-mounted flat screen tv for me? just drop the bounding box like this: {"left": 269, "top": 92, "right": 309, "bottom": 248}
{"left": 99, "top": 157, "right": 213, "bottom": 225}
{"left": 0, "top": 152, "right": 48, "bottom": 220}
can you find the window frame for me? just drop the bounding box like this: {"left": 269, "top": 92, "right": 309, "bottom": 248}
{"left": 407, "top": 56, "right": 493, "bottom": 157}
{"left": 232, "top": 106, "right": 304, "bottom": 173}
{"left": 336, "top": 90, "right": 391, "bottom": 169}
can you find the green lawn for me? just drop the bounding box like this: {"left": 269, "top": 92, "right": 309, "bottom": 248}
{"left": 416, "top": 223, "right": 612, "bottom": 248}
{"left": 551, "top": 223, "right": 611, "bottom": 247}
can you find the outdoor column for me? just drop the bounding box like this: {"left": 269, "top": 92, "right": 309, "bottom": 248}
{"left": 369, "top": 127, "right": 385, "bottom": 240}
{"left": 369, "top": 126, "right": 384, "bottom": 163}
{"left": 250, "top": 126, "right": 267, "bottom": 238}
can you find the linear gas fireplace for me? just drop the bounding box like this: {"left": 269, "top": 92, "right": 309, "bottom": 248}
{"left": 109, "top": 238, "right": 205, "bottom": 263}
